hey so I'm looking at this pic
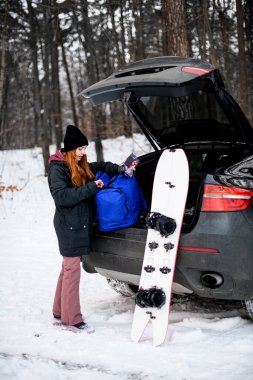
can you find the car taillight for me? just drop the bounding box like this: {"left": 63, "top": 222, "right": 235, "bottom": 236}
{"left": 179, "top": 246, "right": 219, "bottom": 253}
{"left": 181, "top": 66, "right": 214, "bottom": 76}
{"left": 201, "top": 184, "right": 253, "bottom": 212}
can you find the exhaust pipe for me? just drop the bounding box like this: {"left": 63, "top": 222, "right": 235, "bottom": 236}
{"left": 201, "top": 272, "right": 224, "bottom": 289}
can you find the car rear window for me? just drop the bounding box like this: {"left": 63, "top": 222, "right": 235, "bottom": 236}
{"left": 135, "top": 90, "right": 244, "bottom": 144}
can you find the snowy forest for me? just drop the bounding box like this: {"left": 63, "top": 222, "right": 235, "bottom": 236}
{"left": 0, "top": 0, "right": 253, "bottom": 166}
{"left": 1, "top": 3, "right": 253, "bottom": 378}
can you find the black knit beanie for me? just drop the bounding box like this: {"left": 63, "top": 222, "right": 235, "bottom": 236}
{"left": 61, "top": 125, "right": 88, "bottom": 152}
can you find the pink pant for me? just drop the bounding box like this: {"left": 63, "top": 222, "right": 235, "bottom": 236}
{"left": 53, "top": 256, "right": 84, "bottom": 325}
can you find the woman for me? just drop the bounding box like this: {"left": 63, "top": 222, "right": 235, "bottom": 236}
{"left": 48, "top": 125, "right": 123, "bottom": 333}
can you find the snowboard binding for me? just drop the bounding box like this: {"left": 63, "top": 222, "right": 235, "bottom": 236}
{"left": 146, "top": 212, "right": 177, "bottom": 237}
{"left": 135, "top": 287, "right": 166, "bottom": 309}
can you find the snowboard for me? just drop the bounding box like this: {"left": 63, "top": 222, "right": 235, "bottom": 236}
{"left": 131, "top": 149, "right": 189, "bottom": 346}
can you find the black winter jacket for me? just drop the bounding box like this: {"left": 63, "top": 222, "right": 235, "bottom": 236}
{"left": 48, "top": 152, "right": 119, "bottom": 257}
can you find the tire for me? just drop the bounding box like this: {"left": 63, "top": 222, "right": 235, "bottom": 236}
{"left": 106, "top": 278, "right": 138, "bottom": 297}
{"left": 241, "top": 299, "right": 253, "bottom": 320}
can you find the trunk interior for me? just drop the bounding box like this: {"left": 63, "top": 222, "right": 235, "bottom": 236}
{"left": 134, "top": 143, "right": 251, "bottom": 232}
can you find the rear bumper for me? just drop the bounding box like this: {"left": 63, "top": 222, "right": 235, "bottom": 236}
{"left": 83, "top": 210, "right": 253, "bottom": 300}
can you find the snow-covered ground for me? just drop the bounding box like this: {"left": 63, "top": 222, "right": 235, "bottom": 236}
{"left": 1, "top": 137, "right": 253, "bottom": 380}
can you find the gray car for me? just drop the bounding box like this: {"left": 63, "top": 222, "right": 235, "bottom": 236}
{"left": 80, "top": 56, "right": 253, "bottom": 319}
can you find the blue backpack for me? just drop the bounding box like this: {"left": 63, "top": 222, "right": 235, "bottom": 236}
{"left": 95, "top": 171, "right": 147, "bottom": 232}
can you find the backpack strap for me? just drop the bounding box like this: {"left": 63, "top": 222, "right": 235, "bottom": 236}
{"left": 105, "top": 174, "right": 120, "bottom": 188}
{"left": 95, "top": 171, "right": 120, "bottom": 188}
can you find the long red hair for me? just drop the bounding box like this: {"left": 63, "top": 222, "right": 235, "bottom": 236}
{"left": 64, "top": 150, "right": 94, "bottom": 187}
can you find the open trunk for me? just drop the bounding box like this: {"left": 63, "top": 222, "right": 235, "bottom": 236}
{"left": 134, "top": 142, "right": 251, "bottom": 232}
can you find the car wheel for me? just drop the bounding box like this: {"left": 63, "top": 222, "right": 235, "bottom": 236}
{"left": 241, "top": 299, "right": 253, "bottom": 320}
{"left": 106, "top": 278, "right": 138, "bottom": 297}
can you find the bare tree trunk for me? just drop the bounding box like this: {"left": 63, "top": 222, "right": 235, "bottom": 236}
{"left": 119, "top": 0, "right": 126, "bottom": 66}
{"left": 0, "top": 0, "right": 9, "bottom": 149}
{"left": 61, "top": 38, "right": 78, "bottom": 126}
{"left": 195, "top": 0, "right": 207, "bottom": 60}
{"left": 236, "top": 0, "right": 250, "bottom": 118}
{"left": 126, "top": 2, "right": 135, "bottom": 60}
{"left": 202, "top": 0, "right": 218, "bottom": 66}
{"left": 244, "top": 0, "right": 253, "bottom": 124}
{"left": 161, "top": 0, "right": 189, "bottom": 56}
{"left": 108, "top": 0, "right": 123, "bottom": 67}
{"left": 41, "top": 0, "right": 52, "bottom": 175}
{"left": 79, "top": 0, "right": 104, "bottom": 161}
{"left": 51, "top": 0, "right": 62, "bottom": 149}
{"left": 185, "top": 0, "right": 194, "bottom": 57}
{"left": 93, "top": 109, "right": 104, "bottom": 161}
{"left": 216, "top": 2, "right": 230, "bottom": 83}
{"left": 26, "top": 0, "right": 41, "bottom": 146}
{"left": 133, "top": 0, "right": 144, "bottom": 60}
